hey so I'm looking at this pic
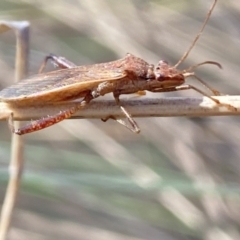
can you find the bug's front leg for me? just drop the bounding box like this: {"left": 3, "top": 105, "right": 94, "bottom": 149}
{"left": 38, "top": 53, "right": 77, "bottom": 73}
{"left": 183, "top": 72, "right": 222, "bottom": 96}
{"left": 150, "top": 85, "right": 219, "bottom": 99}
{"left": 10, "top": 93, "right": 93, "bottom": 135}
{"left": 150, "top": 85, "right": 237, "bottom": 112}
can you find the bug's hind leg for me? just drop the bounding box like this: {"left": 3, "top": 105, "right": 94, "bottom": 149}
{"left": 102, "top": 93, "right": 140, "bottom": 133}
{"left": 38, "top": 53, "right": 77, "bottom": 73}
{"left": 13, "top": 106, "right": 79, "bottom": 135}
{"left": 10, "top": 93, "right": 93, "bottom": 135}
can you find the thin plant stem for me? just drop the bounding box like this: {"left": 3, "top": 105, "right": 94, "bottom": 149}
{"left": 0, "top": 21, "right": 29, "bottom": 240}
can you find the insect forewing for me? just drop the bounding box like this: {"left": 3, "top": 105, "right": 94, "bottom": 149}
{"left": 0, "top": 66, "right": 127, "bottom": 104}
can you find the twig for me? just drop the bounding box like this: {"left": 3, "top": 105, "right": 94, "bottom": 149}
{"left": 0, "top": 21, "right": 29, "bottom": 240}
{"left": 0, "top": 96, "right": 240, "bottom": 122}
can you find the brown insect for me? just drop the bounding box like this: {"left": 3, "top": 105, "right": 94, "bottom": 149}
{"left": 0, "top": 0, "right": 233, "bottom": 135}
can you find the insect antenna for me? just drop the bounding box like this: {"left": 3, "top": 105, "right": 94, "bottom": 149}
{"left": 183, "top": 60, "right": 222, "bottom": 73}
{"left": 174, "top": 0, "right": 217, "bottom": 68}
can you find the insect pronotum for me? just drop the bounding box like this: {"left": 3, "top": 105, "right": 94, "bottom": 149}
{"left": 0, "top": 0, "right": 235, "bottom": 135}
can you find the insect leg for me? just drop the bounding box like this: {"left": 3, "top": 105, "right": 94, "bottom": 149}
{"left": 11, "top": 93, "right": 93, "bottom": 135}
{"left": 184, "top": 72, "right": 222, "bottom": 96}
{"left": 102, "top": 92, "right": 140, "bottom": 133}
{"left": 150, "top": 85, "right": 237, "bottom": 111}
{"left": 38, "top": 53, "right": 77, "bottom": 73}
{"left": 191, "top": 75, "right": 222, "bottom": 96}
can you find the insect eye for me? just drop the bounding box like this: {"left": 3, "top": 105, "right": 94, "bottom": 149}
{"left": 158, "top": 60, "right": 169, "bottom": 67}
{"left": 160, "top": 60, "right": 168, "bottom": 64}
{"left": 154, "top": 60, "right": 170, "bottom": 81}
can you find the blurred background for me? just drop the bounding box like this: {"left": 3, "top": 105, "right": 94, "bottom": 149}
{"left": 0, "top": 0, "right": 240, "bottom": 239}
